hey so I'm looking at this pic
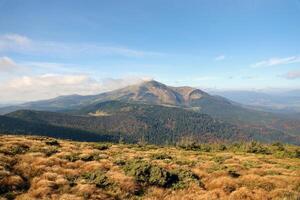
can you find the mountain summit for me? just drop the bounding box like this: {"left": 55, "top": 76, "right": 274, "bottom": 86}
{"left": 0, "top": 80, "right": 213, "bottom": 114}
{"left": 100, "top": 80, "right": 210, "bottom": 106}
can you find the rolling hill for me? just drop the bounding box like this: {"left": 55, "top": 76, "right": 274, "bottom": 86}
{"left": 0, "top": 115, "right": 118, "bottom": 142}
{"left": 4, "top": 101, "right": 241, "bottom": 145}
{"left": 4, "top": 100, "right": 300, "bottom": 145}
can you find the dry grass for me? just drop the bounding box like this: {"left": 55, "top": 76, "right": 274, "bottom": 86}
{"left": 0, "top": 135, "right": 299, "bottom": 200}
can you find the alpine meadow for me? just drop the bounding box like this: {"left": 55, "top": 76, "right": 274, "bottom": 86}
{"left": 0, "top": 1, "right": 300, "bottom": 200}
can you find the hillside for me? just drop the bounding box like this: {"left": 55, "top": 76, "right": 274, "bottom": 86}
{"left": 0, "top": 135, "right": 299, "bottom": 200}
{"left": 4, "top": 101, "right": 240, "bottom": 145}
{"left": 0, "top": 115, "right": 119, "bottom": 142}
{"left": 4, "top": 101, "right": 300, "bottom": 145}
{"left": 0, "top": 81, "right": 300, "bottom": 136}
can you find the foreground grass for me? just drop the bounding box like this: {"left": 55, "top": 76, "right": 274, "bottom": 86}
{"left": 0, "top": 135, "right": 299, "bottom": 200}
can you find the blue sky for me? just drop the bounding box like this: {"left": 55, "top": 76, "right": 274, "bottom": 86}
{"left": 0, "top": 0, "right": 300, "bottom": 102}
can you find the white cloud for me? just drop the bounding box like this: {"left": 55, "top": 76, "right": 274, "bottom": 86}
{"left": 251, "top": 56, "right": 300, "bottom": 68}
{"left": 0, "top": 33, "right": 163, "bottom": 58}
{"left": 282, "top": 70, "right": 300, "bottom": 80}
{"left": 0, "top": 74, "right": 151, "bottom": 102}
{"left": 0, "top": 56, "right": 19, "bottom": 72}
{"left": 3, "top": 34, "right": 31, "bottom": 45}
{"left": 0, "top": 34, "right": 31, "bottom": 51}
{"left": 215, "top": 55, "right": 226, "bottom": 61}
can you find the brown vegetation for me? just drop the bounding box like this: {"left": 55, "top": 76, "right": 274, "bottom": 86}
{"left": 0, "top": 135, "right": 299, "bottom": 200}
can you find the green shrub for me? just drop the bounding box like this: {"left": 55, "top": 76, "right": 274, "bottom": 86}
{"left": 93, "top": 143, "right": 110, "bottom": 150}
{"left": 45, "top": 140, "right": 60, "bottom": 146}
{"left": 218, "top": 144, "right": 227, "bottom": 151}
{"left": 294, "top": 149, "right": 300, "bottom": 158}
{"left": 178, "top": 143, "right": 212, "bottom": 152}
{"left": 79, "top": 153, "right": 100, "bottom": 161}
{"left": 175, "top": 159, "right": 196, "bottom": 167}
{"left": 272, "top": 142, "right": 285, "bottom": 151}
{"left": 0, "top": 144, "right": 30, "bottom": 155}
{"left": 200, "top": 144, "right": 212, "bottom": 152}
{"left": 123, "top": 160, "right": 178, "bottom": 187}
{"left": 63, "top": 154, "right": 80, "bottom": 162}
{"left": 65, "top": 175, "right": 79, "bottom": 187}
{"left": 212, "top": 156, "right": 227, "bottom": 164}
{"left": 3, "top": 192, "right": 16, "bottom": 200}
{"left": 151, "top": 153, "right": 172, "bottom": 160}
{"left": 246, "top": 141, "right": 271, "bottom": 154}
{"left": 171, "top": 168, "right": 204, "bottom": 189}
{"left": 41, "top": 146, "right": 59, "bottom": 157}
{"left": 178, "top": 142, "right": 201, "bottom": 151}
{"left": 114, "top": 159, "right": 126, "bottom": 166}
{"left": 82, "top": 170, "right": 111, "bottom": 188}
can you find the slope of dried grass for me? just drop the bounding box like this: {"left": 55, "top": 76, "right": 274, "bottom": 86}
{"left": 0, "top": 135, "right": 299, "bottom": 200}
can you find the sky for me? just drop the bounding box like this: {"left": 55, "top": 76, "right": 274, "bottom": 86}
{"left": 0, "top": 0, "right": 300, "bottom": 103}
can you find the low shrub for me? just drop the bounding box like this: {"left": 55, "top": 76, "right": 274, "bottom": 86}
{"left": 212, "top": 156, "right": 227, "bottom": 164}
{"left": 82, "top": 170, "right": 112, "bottom": 188}
{"left": 294, "top": 149, "right": 300, "bottom": 158}
{"left": 178, "top": 142, "right": 201, "bottom": 151}
{"left": 40, "top": 146, "right": 59, "bottom": 157}
{"left": 228, "top": 170, "right": 240, "bottom": 178}
{"left": 93, "top": 143, "right": 110, "bottom": 150}
{"left": 171, "top": 168, "right": 205, "bottom": 189}
{"left": 218, "top": 144, "right": 227, "bottom": 151}
{"left": 114, "top": 159, "right": 126, "bottom": 166}
{"left": 45, "top": 140, "right": 60, "bottom": 146}
{"left": 123, "top": 160, "right": 179, "bottom": 188}
{"left": 246, "top": 142, "right": 271, "bottom": 155}
{"left": 79, "top": 153, "right": 100, "bottom": 161}
{"left": 151, "top": 153, "right": 172, "bottom": 160}
{"left": 65, "top": 174, "right": 79, "bottom": 187}
{"left": 0, "top": 144, "right": 30, "bottom": 155}
{"left": 272, "top": 142, "right": 285, "bottom": 151}
{"left": 178, "top": 143, "right": 212, "bottom": 152}
{"left": 63, "top": 154, "right": 80, "bottom": 162}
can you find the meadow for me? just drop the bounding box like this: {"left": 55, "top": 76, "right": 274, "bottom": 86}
{"left": 0, "top": 135, "right": 299, "bottom": 200}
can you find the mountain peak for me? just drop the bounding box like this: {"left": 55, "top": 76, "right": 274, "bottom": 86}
{"left": 139, "top": 79, "right": 167, "bottom": 87}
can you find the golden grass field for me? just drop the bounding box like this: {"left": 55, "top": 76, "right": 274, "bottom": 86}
{"left": 0, "top": 135, "right": 300, "bottom": 200}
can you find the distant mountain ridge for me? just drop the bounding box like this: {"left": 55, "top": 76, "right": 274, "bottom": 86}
{"left": 210, "top": 90, "right": 300, "bottom": 113}
{"left": 0, "top": 80, "right": 222, "bottom": 113}
{"left": 1, "top": 80, "right": 300, "bottom": 144}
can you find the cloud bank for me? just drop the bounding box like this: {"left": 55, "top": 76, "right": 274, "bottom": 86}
{"left": 0, "top": 74, "right": 151, "bottom": 103}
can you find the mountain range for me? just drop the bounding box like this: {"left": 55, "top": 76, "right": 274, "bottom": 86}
{"left": 210, "top": 89, "right": 300, "bottom": 113}
{"left": 1, "top": 80, "right": 300, "bottom": 145}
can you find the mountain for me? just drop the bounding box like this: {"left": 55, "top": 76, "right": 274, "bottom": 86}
{"left": 1, "top": 80, "right": 300, "bottom": 144}
{"left": 210, "top": 90, "right": 300, "bottom": 113}
{"left": 0, "top": 80, "right": 273, "bottom": 123}
{"left": 0, "top": 80, "right": 226, "bottom": 112}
